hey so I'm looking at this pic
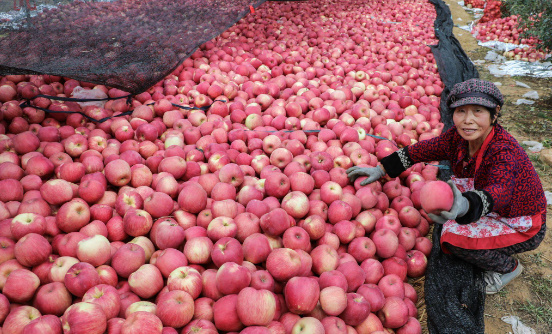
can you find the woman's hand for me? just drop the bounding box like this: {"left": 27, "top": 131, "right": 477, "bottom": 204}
{"left": 427, "top": 180, "right": 470, "bottom": 224}
{"left": 346, "top": 165, "right": 385, "bottom": 186}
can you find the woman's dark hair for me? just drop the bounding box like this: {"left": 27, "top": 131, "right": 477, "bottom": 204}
{"left": 489, "top": 106, "right": 500, "bottom": 125}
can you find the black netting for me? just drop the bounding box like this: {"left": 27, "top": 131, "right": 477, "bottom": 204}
{"left": 426, "top": 0, "right": 486, "bottom": 333}
{"left": 0, "top": 0, "right": 265, "bottom": 95}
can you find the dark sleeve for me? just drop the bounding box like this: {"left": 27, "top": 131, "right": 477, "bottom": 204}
{"left": 381, "top": 127, "right": 458, "bottom": 178}
{"left": 456, "top": 190, "right": 494, "bottom": 224}
{"left": 381, "top": 148, "right": 414, "bottom": 178}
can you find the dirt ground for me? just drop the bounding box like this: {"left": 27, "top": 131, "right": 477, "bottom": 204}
{"left": 438, "top": 0, "right": 552, "bottom": 333}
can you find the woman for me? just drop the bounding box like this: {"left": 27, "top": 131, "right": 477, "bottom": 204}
{"left": 348, "top": 78, "right": 547, "bottom": 294}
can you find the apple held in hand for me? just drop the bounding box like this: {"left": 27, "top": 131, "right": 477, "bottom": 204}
{"left": 420, "top": 181, "right": 453, "bottom": 215}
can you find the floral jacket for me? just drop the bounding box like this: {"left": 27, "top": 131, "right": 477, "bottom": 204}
{"left": 382, "top": 124, "right": 546, "bottom": 227}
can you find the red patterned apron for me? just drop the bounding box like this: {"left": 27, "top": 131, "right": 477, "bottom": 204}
{"left": 440, "top": 129, "right": 544, "bottom": 252}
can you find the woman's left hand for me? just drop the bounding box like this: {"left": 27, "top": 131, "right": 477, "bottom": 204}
{"left": 427, "top": 180, "right": 470, "bottom": 224}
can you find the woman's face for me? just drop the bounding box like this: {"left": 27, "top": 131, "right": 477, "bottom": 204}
{"left": 453, "top": 104, "right": 496, "bottom": 144}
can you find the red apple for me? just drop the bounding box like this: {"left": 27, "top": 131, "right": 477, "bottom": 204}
{"left": 123, "top": 209, "right": 153, "bottom": 237}
{"left": 33, "top": 281, "right": 73, "bottom": 316}
{"left": 357, "top": 284, "right": 386, "bottom": 313}
{"left": 22, "top": 314, "right": 62, "bottom": 334}
{"left": 3, "top": 306, "right": 41, "bottom": 334}
{"left": 183, "top": 236, "right": 213, "bottom": 264}
{"left": 167, "top": 266, "right": 202, "bottom": 299}
{"left": 291, "top": 316, "right": 325, "bottom": 334}
{"left": 213, "top": 294, "right": 243, "bottom": 332}
{"left": 266, "top": 248, "right": 302, "bottom": 282}
{"left": 260, "top": 208, "right": 293, "bottom": 237}
{"left": 150, "top": 248, "right": 188, "bottom": 278}
{"left": 310, "top": 244, "right": 339, "bottom": 275}
{"left": 282, "top": 226, "right": 311, "bottom": 252}
{"left": 48, "top": 256, "right": 79, "bottom": 283}
{"left": 284, "top": 276, "right": 320, "bottom": 314}
{"left": 347, "top": 237, "right": 376, "bottom": 263}
{"left": 104, "top": 159, "right": 132, "bottom": 187}
{"left": 237, "top": 287, "right": 277, "bottom": 326}
{"left": 128, "top": 264, "right": 164, "bottom": 299}
{"left": 178, "top": 182, "right": 208, "bottom": 214}
{"left": 14, "top": 232, "right": 52, "bottom": 267}
{"left": 211, "top": 237, "right": 243, "bottom": 267}
{"left": 396, "top": 317, "right": 422, "bottom": 334}
{"left": 378, "top": 274, "right": 405, "bottom": 299}
{"left": 111, "top": 243, "right": 146, "bottom": 278}
{"left": 121, "top": 311, "right": 163, "bottom": 334}
{"left": 56, "top": 199, "right": 91, "bottom": 233}
{"left": 215, "top": 262, "right": 251, "bottom": 295}
{"left": 64, "top": 262, "right": 101, "bottom": 297}
{"left": 82, "top": 284, "right": 121, "bottom": 320}
{"left": 76, "top": 234, "right": 111, "bottom": 267}
{"left": 406, "top": 250, "right": 428, "bottom": 278}
{"left": 243, "top": 233, "right": 272, "bottom": 264}
{"left": 377, "top": 296, "right": 409, "bottom": 329}
{"left": 371, "top": 228, "right": 399, "bottom": 259}
{"left": 156, "top": 290, "right": 194, "bottom": 328}
{"left": 281, "top": 191, "right": 310, "bottom": 219}
{"left": 61, "top": 302, "right": 108, "bottom": 334}
{"left": 264, "top": 173, "right": 291, "bottom": 201}
{"left": 420, "top": 181, "right": 453, "bottom": 214}
{"left": 339, "top": 293, "right": 370, "bottom": 326}
{"left": 10, "top": 212, "right": 46, "bottom": 240}
{"left": 319, "top": 286, "right": 347, "bottom": 316}
{"left": 3, "top": 268, "right": 39, "bottom": 305}
{"left": 150, "top": 218, "right": 185, "bottom": 250}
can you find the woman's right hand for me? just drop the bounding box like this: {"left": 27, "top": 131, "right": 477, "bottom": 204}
{"left": 346, "top": 165, "right": 385, "bottom": 186}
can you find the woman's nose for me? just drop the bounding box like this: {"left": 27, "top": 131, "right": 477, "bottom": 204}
{"left": 464, "top": 111, "right": 475, "bottom": 123}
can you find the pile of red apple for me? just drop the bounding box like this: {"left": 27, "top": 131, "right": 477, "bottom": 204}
{"left": 0, "top": 0, "right": 262, "bottom": 93}
{"left": 473, "top": 14, "right": 548, "bottom": 61}
{"left": 0, "top": 0, "right": 447, "bottom": 333}
{"left": 479, "top": 0, "right": 502, "bottom": 23}
{"left": 464, "top": 0, "right": 485, "bottom": 9}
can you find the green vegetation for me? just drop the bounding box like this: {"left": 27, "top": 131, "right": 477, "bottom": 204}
{"left": 516, "top": 275, "right": 552, "bottom": 326}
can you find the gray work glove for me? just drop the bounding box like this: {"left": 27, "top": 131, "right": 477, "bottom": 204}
{"left": 427, "top": 180, "right": 470, "bottom": 224}
{"left": 346, "top": 165, "right": 385, "bottom": 186}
